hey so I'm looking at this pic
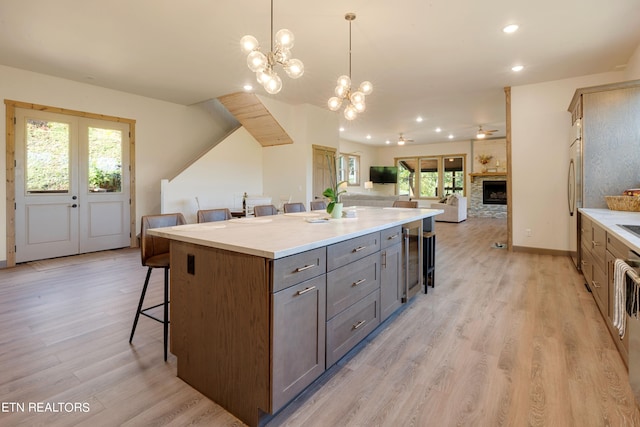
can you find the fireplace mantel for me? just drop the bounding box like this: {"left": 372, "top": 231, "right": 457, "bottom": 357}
{"left": 469, "top": 172, "right": 507, "bottom": 182}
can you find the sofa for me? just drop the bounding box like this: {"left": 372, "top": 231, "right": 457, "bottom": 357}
{"left": 341, "top": 194, "right": 402, "bottom": 207}
{"left": 430, "top": 194, "right": 467, "bottom": 222}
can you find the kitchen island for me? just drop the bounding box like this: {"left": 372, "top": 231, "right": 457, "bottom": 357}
{"left": 149, "top": 207, "right": 442, "bottom": 426}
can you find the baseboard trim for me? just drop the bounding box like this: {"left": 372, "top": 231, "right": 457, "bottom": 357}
{"left": 511, "top": 246, "right": 571, "bottom": 257}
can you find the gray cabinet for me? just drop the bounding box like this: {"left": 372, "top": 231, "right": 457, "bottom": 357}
{"left": 380, "top": 239, "right": 402, "bottom": 322}
{"left": 580, "top": 214, "right": 607, "bottom": 316}
{"left": 272, "top": 274, "right": 326, "bottom": 411}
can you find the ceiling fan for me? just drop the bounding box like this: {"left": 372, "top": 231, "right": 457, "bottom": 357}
{"left": 476, "top": 125, "right": 498, "bottom": 139}
{"left": 397, "top": 133, "right": 414, "bottom": 145}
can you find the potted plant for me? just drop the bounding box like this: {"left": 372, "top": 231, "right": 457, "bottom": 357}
{"left": 323, "top": 154, "right": 347, "bottom": 218}
{"left": 476, "top": 154, "right": 493, "bottom": 172}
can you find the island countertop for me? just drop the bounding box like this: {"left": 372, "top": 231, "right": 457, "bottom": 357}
{"left": 148, "top": 206, "right": 443, "bottom": 259}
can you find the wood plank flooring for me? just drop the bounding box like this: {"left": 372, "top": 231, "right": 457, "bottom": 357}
{"left": 1, "top": 218, "right": 638, "bottom": 426}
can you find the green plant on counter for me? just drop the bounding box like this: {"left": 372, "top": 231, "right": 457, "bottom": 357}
{"left": 323, "top": 154, "right": 347, "bottom": 214}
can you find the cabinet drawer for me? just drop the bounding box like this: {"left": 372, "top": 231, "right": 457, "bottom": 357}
{"left": 326, "top": 290, "right": 380, "bottom": 366}
{"left": 327, "top": 232, "right": 380, "bottom": 271}
{"left": 607, "top": 232, "right": 629, "bottom": 260}
{"left": 326, "top": 252, "right": 380, "bottom": 319}
{"left": 380, "top": 226, "right": 402, "bottom": 250}
{"left": 591, "top": 224, "right": 606, "bottom": 267}
{"left": 272, "top": 247, "right": 326, "bottom": 292}
{"left": 580, "top": 215, "right": 592, "bottom": 243}
{"left": 591, "top": 263, "right": 608, "bottom": 317}
{"left": 581, "top": 243, "right": 593, "bottom": 285}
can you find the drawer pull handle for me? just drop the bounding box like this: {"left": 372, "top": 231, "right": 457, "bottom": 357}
{"left": 592, "top": 280, "right": 600, "bottom": 289}
{"left": 353, "top": 246, "right": 366, "bottom": 253}
{"left": 296, "top": 286, "right": 317, "bottom": 296}
{"left": 352, "top": 278, "right": 366, "bottom": 287}
{"left": 387, "top": 234, "right": 399, "bottom": 240}
{"left": 295, "top": 264, "right": 315, "bottom": 272}
{"left": 353, "top": 320, "right": 366, "bottom": 330}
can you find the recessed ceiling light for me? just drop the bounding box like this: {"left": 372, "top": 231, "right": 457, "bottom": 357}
{"left": 339, "top": 127, "right": 345, "bottom": 132}
{"left": 511, "top": 65, "right": 524, "bottom": 72}
{"left": 366, "top": 135, "right": 372, "bottom": 140}
{"left": 243, "top": 84, "right": 253, "bottom": 91}
{"left": 435, "top": 127, "right": 442, "bottom": 133}
{"left": 503, "top": 24, "right": 519, "bottom": 34}
{"left": 448, "top": 134, "right": 454, "bottom": 139}
{"left": 385, "top": 140, "right": 391, "bottom": 144}
{"left": 416, "top": 116, "right": 423, "bottom": 123}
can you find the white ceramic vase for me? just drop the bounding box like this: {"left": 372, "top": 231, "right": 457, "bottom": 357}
{"left": 330, "top": 202, "right": 343, "bottom": 219}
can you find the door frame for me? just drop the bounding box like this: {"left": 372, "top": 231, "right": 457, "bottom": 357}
{"left": 5, "top": 99, "right": 137, "bottom": 268}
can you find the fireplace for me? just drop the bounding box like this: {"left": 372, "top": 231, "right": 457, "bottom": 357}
{"left": 483, "top": 180, "right": 507, "bottom": 205}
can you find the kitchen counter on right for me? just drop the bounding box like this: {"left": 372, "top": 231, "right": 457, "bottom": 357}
{"left": 580, "top": 208, "right": 640, "bottom": 254}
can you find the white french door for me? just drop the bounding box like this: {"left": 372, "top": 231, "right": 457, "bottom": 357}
{"left": 14, "top": 109, "right": 131, "bottom": 263}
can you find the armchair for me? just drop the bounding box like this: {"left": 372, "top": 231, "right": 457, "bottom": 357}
{"left": 430, "top": 195, "right": 467, "bottom": 223}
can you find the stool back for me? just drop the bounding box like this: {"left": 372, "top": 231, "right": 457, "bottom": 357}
{"left": 140, "top": 213, "right": 186, "bottom": 267}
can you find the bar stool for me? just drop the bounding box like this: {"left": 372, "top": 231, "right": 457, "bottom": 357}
{"left": 129, "top": 213, "right": 186, "bottom": 361}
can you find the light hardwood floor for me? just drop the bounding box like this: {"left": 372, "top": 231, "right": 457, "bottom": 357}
{"left": 1, "top": 218, "right": 638, "bottom": 426}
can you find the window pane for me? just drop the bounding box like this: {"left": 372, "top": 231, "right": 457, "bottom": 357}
{"left": 26, "top": 119, "right": 70, "bottom": 193}
{"left": 347, "top": 155, "right": 359, "bottom": 185}
{"left": 419, "top": 158, "right": 439, "bottom": 198}
{"left": 396, "top": 159, "right": 414, "bottom": 197}
{"left": 88, "top": 127, "right": 123, "bottom": 192}
{"left": 443, "top": 156, "right": 464, "bottom": 195}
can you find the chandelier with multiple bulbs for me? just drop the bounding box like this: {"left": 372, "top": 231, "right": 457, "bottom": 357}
{"left": 327, "top": 13, "right": 372, "bottom": 120}
{"left": 240, "top": 0, "right": 304, "bottom": 94}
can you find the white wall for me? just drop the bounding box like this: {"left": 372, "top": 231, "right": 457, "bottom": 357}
{"left": 261, "top": 98, "right": 338, "bottom": 208}
{"left": 0, "top": 64, "right": 236, "bottom": 262}
{"left": 511, "top": 71, "right": 623, "bottom": 250}
{"left": 625, "top": 43, "right": 640, "bottom": 80}
{"left": 161, "top": 127, "right": 263, "bottom": 223}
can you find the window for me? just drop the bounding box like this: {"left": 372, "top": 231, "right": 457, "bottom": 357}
{"left": 338, "top": 153, "right": 360, "bottom": 186}
{"left": 396, "top": 154, "right": 466, "bottom": 199}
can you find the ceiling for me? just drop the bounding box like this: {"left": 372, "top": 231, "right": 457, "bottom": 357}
{"left": 0, "top": 0, "right": 639, "bottom": 146}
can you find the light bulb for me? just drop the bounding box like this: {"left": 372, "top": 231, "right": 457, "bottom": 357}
{"left": 240, "top": 35, "right": 259, "bottom": 53}
{"left": 344, "top": 104, "right": 357, "bottom": 120}
{"left": 353, "top": 100, "right": 366, "bottom": 113}
{"left": 328, "top": 97, "right": 342, "bottom": 111}
{"left": 284, "top": 58, "right": 304, "bottom": 78}
{"left": 275, "top": 29, "right": 295, "bottom": 49}
{"left": 247, "top": 50, "right": 267, "bottom": 72}
{"left": 397, "top": 139, "right": 405, "bottom": 146}
{"left": 359, "top": 81, "right": 373, "bottom": 95}
{"left": 350, "top": 91, "right": 365, "bottom": 104}
{"left": 335, "top": 85, "right": 347, "bottom": 98}
{"left": 337, "top": 75, "right": 351, "bottom": 88}
{"left": 256, "top": 69, "right": 272, "bottom": 85}
{"left": 264, "top": 73, "right": 282, "bottom": 94}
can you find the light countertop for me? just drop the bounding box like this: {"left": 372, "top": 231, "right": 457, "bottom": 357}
{"left": 148, "top": 206, "right": 443, "bottom": 259}
{"left": 580, "top": 208, "right": 640, "bottom": 254}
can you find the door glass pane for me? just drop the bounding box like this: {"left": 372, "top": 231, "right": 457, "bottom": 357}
{"left": 88, "top": 127, "right": 122, "bottom": 192}
{"left": 444, "top": 156, "right": 464, "bottom": 196}
{"left": 396, "top": 159, "right": 415, "bottom": 197}
{"left": 26, "top": 119, "right": 70, "bottom": 193}
{"left": 419, "top": 158, "right": 439, "bottom": 198}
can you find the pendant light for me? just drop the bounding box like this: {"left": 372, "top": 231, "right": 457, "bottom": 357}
{"left": 240, "top": 0, "right": 304, "bottom": 94}
{"left": 327, "top": 13, "right": 372, "bottom": 120}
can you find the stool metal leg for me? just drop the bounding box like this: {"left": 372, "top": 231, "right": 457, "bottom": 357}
{"left": 130, "top": 267, "right": 153, "bottom": 343}
{"left": 163, "top": 266, "right": 169, "bottom": 361}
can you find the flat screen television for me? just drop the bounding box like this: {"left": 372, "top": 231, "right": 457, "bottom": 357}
{"left": 370, "top": 166, "right": 398, "bottom": 184}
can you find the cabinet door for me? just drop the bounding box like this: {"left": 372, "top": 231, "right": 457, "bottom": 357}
{"left": 380, "top": 243, "right": 402, "bottom": 322}
{"left": 272, "top": 275, "right": 326, "bottom": 412}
